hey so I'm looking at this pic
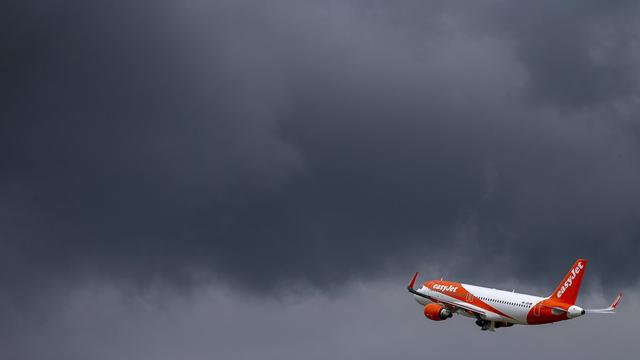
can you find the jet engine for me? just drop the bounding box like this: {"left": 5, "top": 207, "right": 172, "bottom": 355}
{"left": 423, "top": 304, "right": 453, "bottom": 321}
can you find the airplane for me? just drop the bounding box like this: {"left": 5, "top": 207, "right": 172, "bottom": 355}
{"left": 407, "top": 259, "right": 622, "bottom": 331}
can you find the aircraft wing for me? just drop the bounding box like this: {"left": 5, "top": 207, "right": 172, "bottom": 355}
{"left": 437, "top": 297, "right": 488, "bottom": 317}
{"left": 407, "top": 272, "right": 487, "bottom": 318}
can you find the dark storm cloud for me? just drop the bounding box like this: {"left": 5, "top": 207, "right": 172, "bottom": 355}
{"left": 491, "top": 1, "right": 640, "bottom": 107}
{"left": 2, "top": 0, "right": 640, "bottom": 301}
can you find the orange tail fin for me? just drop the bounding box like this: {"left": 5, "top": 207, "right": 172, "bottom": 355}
{"left": 550, "top": 259, "right": 587, "bottom": 305}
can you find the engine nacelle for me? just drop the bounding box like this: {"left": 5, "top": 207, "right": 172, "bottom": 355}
{"left": 423, "top": 304, "right": 453, "bottom": 321}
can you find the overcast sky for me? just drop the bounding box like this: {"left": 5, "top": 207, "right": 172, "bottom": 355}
{"left": 2, "top": 1, "right": 639, "bottom": 359}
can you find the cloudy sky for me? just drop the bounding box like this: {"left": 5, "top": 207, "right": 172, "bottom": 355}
{"left": 2, "top": 0, "right": 639, "bottom": 359}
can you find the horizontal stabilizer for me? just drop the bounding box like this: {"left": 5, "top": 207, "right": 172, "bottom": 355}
{"left": 586, "top": 293, "right": 622, "bottom": 314}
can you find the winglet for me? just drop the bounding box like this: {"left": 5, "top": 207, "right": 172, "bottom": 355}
{"left": 408, "top": 272, "right": 418, "bottom": 290}
{"left": 610, "top": 292, "right": 623, "bottom": 310}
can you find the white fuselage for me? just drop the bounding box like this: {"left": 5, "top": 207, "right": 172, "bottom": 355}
{"left": 414, "top": 283, "right": 544, "bottom": 324}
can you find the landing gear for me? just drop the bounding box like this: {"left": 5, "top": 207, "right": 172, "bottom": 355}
{"left": 475, "top": 319, "right": 513, "bottom": 331}
{"left": 475, "top": 319, "right": 493, "bottom": 331}
{"left": 474, "top": 319, "right": 492, "bottom": 331}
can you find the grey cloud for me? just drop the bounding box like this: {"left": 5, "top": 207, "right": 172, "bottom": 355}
{"left": 491, "top": 1, "right": 640, "bottom": 107}
{"left": 0, "top": 281, "right": 636, "bottom": 360}
{"left": 1, "top": 0, "right": 640, "bottom": 303}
